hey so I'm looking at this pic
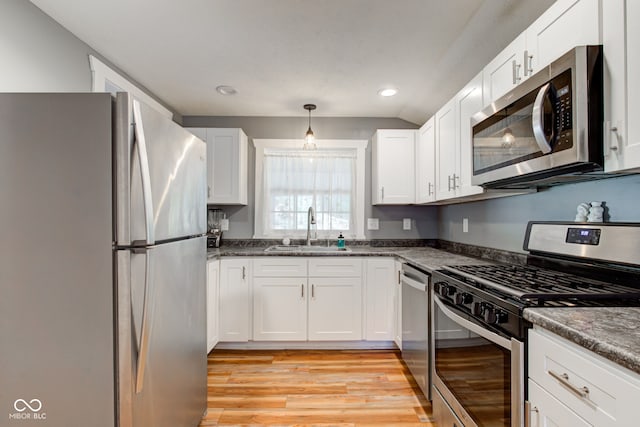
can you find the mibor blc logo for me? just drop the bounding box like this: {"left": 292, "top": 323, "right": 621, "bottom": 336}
{"left": 9, "top": 398, "right": 46, "bottom": 421}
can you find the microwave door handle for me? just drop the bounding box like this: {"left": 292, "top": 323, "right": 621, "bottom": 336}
{"left": 532, "top": 83, "right": 554, "bottom": 154}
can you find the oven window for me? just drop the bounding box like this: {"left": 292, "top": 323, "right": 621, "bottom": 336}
{"left": 434, "top": 302, "right": 511, "bottom": 427}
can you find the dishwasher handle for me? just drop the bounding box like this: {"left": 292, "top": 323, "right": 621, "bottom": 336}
{"left": 401, "top": 274, "right": 427, "bottom": 292}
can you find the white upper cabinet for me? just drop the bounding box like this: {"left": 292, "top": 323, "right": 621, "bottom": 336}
{"left": 526, "top": 0, "right": 600, "bottom": 73}
{"left": 435, "top": 97, "right": 458, "bottom": 201}
{"left": 483, "top": 32, "right": 528, "bottom": 104}
{"left": 416, "top": 118, "right": 436, "bottom": 204}
{"left": 372, "top": 129, "right": 417, "bottom": 204}
{"left": 455, "top": 72, "right": 485, "bottom": 198}
{"left": 484, "top": 0, "right": 601, "bottom": 105}
{"left": 603, "top": 0, "right": 640, "bottom": 172}
{"left": 186, "top": 127, "right": 248, "bottom": 205}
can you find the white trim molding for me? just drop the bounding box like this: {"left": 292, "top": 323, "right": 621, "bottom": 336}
{"left": 253, "top": 139, "right": 368, "bottom": 240}
{"left": 89, "top": 55, "right": 172, "bottom": 118}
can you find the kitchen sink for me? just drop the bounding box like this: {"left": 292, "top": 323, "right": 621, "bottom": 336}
{"left": 264, "top": 245, "right": 352, "bottom": 253}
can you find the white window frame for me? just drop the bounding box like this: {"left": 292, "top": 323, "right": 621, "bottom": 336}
{"left": 253, "top": 139, "right": 368, "bottom": 240}
{"left": 89, "top": 55, "right": 172, "bottom": 118}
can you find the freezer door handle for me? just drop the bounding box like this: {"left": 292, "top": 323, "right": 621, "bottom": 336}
{"left": 135, "top": 248, "right": 155, "bottom": 393}
{"left": 132, "top": 100, "right": 155, "bottom": 245}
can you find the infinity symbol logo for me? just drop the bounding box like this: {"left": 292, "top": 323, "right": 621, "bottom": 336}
{"left": 13, "top": 399, "right": 42, "bottom": 412}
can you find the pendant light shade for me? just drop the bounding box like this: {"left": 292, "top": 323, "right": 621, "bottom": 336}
{"left": 303, "top": 104, "right": 317, "bottom": 150}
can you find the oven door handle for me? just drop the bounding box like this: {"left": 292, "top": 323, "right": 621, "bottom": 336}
{"left": 433, "top": 295, "right": 511, "bottom": 349}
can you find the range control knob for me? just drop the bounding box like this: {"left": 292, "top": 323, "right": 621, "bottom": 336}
{"left": 472, "top": 302, "right": 486, "bottom": 316}
{"left": 484, "top": 307, "right": 508, "bottom": 324}
{"left": 437, "top": 283, "right": 456, "bottom": 298}
{"left": 433, "top": 282, "right": 445, "bottom": 294}
{"left": 455, "top": 292, "right": 473, "bottom": 306}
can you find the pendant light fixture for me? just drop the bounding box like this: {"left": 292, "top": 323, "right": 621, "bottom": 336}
{"left": 303, "top": 103, "right": 317, "bottom": 150}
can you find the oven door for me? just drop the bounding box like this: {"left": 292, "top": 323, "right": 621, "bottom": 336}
{"left": 432, "top": 295, "right": 524, "bottom": 427}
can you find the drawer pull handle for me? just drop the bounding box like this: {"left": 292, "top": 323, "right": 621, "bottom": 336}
{"left": 548, "top": 370, "right": 589, "bottom": 399}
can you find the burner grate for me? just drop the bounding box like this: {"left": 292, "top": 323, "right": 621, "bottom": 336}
{"left": 446, "top": 265, "right": 640, "bottom": 301}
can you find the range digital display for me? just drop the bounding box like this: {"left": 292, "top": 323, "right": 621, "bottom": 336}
{"left": 566, "top": 228, "right": 601, "bottom": 245}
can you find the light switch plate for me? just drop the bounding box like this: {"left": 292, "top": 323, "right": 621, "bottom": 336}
{"left": 220, "top": 218, "right": 229, "bottom": 231}
{"left": 463, "top": 218, "right": 468, "bottom": 233}
{"left": 367, "top": 218, "right": 379, "bottom": 230}
{"left": 403, "top": 218, "right": 411, "bottom": 230}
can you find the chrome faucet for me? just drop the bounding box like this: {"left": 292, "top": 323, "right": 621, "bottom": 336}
{"left": 306, "top": 206, "right": 316, "bottom": 246}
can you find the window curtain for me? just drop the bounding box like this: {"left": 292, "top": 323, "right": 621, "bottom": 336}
{"left": 262, "top": 149, "right": 357, "bottom": 238}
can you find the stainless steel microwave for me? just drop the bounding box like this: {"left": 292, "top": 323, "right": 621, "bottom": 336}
{"left": 471, "top": 45, "right": 603, "bottom": 189}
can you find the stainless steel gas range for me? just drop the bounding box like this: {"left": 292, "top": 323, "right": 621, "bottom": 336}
{"left": 431, "top": 221, "right": 640, "bottom": 427}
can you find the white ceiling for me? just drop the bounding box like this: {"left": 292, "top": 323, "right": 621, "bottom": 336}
{"left": 31, "top": 0, "right": 555, "bottom": 124}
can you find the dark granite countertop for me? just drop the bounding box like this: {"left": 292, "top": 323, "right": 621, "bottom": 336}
{"left": 207, "top": 245, "right": 494, "bottom": 272}
{"left": 524, "top": 307, "right": 640, "bottom": 376}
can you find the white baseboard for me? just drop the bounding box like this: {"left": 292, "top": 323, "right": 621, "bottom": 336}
{"left": 213, "top": 340, "right": 398, "bottom": 351}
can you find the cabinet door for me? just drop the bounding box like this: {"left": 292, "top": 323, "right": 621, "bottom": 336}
{"left": 394, "top": 260, "right": 402, "bottom": 349}
{"left": 308, "top": 277, "right": 362, "bottom": 340}
{"left": 372, "top": 130, "right": 416, "bottom": 204}
{"left": 455, "top": 72, "right": 485, "bottom": 198}
{"left": 527, "top": 381, "right": 591, "bottom": 427}
{"left": 365, "top": 258, "right": 396, "bottom": 341}
{"left": 253, "top": 277, "right": 307, "bottom": 341}
{"left": 206, "top": 260, "right": 220, "bottom": 352}
{"left": 483, "top": 32, "right": 527, "bottom": 104}
{"left": 603, "top": 0, "right": 640, "bottom": 172}
{"left": 206, "top": 128, "right": 248, "bottom": 205}
{"left": 219, "top": 259, "right": 249, "bottom": 342}
{"left": 416, "top": 118, "right": 436, "bottom": 203}
{"left": 435, "top": 98, "right": 458, "bottom": 200}
{"left": 526, "top": 0, "right": 600, "bottom": 75}
{"left": 186, "top": 127, "right": 214, "bottom": 202}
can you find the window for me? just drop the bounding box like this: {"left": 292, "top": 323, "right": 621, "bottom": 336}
{"left": 254, "top": 139, "right": 367, "bottom": 239}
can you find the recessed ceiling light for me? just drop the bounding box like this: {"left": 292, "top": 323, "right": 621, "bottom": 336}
{"left": 216, "top": 85, "right": 237, "bottom": 96}
{"left": 378, "top": 88, "right": 398, "bottom": 97}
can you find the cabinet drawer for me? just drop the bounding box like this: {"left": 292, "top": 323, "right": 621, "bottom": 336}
{"left": 308, "top": 258, "right": 362, "bottom": 277}
{"left": 528, "top": 379, "right": 591, "bottom": 427}
{"left": 252, "top": 257, "right": 307, "bottom": 277}
{"left": 529, "top": 328, "right": 640, "bottom": 425}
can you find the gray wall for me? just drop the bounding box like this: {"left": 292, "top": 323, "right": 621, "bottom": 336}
{"left": 438, "top": 174, "right": 640, "bottom": 253}
{"left": 0, "top": 0, "right": 180, "bottom": 121}
{"left": 183, "top": 116, "right": 439, "bottom": 240}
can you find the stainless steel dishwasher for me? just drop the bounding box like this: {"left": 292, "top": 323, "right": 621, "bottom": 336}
{"left": 401, "top": 263, "right": 431, "bottom": 400}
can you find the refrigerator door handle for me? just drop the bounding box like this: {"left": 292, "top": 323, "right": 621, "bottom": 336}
{"left": 135, "top": 248, "right": 154, "bottom": 393}
{"left": 132, "top": 100, "right": 155, "bottom": 245}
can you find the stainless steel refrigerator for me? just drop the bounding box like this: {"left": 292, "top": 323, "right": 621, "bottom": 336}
{"left": 0, "top": 92, "right": 207, "bottom": 426}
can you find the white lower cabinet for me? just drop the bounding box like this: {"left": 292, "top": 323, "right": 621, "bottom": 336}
{"left": 308, "top": 276, "right": 362, "bottom": 340}
{"left": 206, "top": 259, "right": 220, "bottom": 352}
{"left": 253, "top": 277, "right": 307, "bottom": 341}
{"left": 365, "top": 258, "right": 397, "bottom": 341}
{"left": 251, "top": 257, "right": 362, "bottom": 342}
{"left": 528, "top": 380, "right": 591, "bottom": 427}
{"left": 394, "top": 260, "right": 402, "bottom": 349}
{"left": 527, "top": 328, "right": 640, "bottom": 426}
{"left": 219, "top": 258, "right": 250, "bottom": 342}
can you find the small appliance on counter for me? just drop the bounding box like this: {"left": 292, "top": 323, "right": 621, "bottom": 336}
{"left": 207, "top": 208, "right": 226, "bottom": 248}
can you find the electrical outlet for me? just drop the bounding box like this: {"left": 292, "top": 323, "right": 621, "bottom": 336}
{"left": 220, "top": 218, "right": 229, "bottom": 231}
{"left": 367, "top": 218, "right": 379, "bottom": 230}
{"left": 403, "top": 218, "right": 411, "bottom": 230}
{"left": 463, "top": 218, "right": 469, "bottom": 233}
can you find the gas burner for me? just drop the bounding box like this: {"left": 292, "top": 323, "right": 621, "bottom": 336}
{"left": 441, "top": 264, "right": 640, "bottom": 302}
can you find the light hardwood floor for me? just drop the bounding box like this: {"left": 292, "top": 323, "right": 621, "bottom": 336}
{"left": 199, "top": 349, "right": 435, "bottom": 426}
